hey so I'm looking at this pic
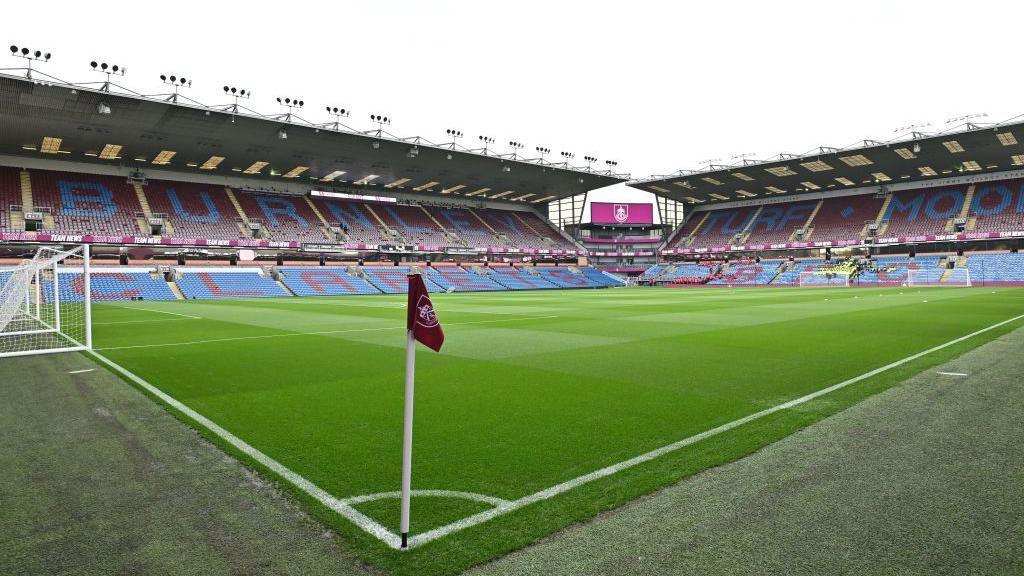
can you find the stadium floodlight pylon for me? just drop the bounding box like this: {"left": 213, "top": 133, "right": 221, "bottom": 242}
{"left": 798, "top": 271, "right": 851, "bottom": 287}
{"left": 908, "top": 268, "right": 971, "bottom": 287}
{"left": 0, "top": 245, "right": 92, "bottom": 358}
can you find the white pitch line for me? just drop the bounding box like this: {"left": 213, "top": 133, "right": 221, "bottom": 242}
{"left": 68, "top": 369, "right": 94, "bottom": 374}
{"left": 86, "top": 350, "right": 405, "bottom": 550}
{"left": 341, "top": 490, "right": 511, "bottom": 508}
{"left": 405, "top": 312, "right": 1024, "bottom": 548}
{"left": 94, "top": 315, "right": 559, "bottom": 351}
{"left": 112, "top": 305, "right": 202, "bottom": 319}
{"left": 94, "top": 318, "right": 194, "bottom": 326}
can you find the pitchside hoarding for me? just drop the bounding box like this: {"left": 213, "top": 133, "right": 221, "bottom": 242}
{"left": 590, "top": 202, "right": 654, "bottom": 225}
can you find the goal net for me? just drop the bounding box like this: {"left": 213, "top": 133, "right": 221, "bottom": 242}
{"left": 0, "top": 245, "right": 92, "bottom": 358}
{"left": 798, "top": 271, "right": 851, "bottom": 287}
{"left": 907, "top": 268, "right": 971, "bottom": 287}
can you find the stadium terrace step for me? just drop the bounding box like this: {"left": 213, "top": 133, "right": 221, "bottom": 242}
{"left": 224, "top": 187, "right": 249, "bottom": 223}
{"left": 167, "top": 280, "right": 186, "bottom": 300}
{"left": 19, "top": 170, "right": 33, "bottom": 211}
{"left": 133, "top": 182, "right": 153, "bottom": 219}
{"left": 959, "top": 184, "right": 976, "bottom": 220}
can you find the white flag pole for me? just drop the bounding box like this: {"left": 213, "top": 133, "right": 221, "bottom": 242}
{"left": 400, "top": 327, "right": 416, "bottom": 549}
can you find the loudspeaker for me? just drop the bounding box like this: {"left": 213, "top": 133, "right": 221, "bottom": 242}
{"left": 358, "top": 258, "right": 365, "bottom": 266}
{"left": 277, "top": 255, "right": 284, "bottom": 266}
{"left": 119, "top": 253, "right": 129, "bottom": 265}
{"left": 319, "top": 256, "right": 326, "bottom": 266}
{"left": 177, "top": 254, "right": 185, "bottom": 266}
{"left": 229, "top": 254, "right": 238, "bottom": 266}
{"left": 909, "top": 250, "right": 916, "bottom": 258}
{"left": 426, "top": 261, "right": 432, "bottom": 267}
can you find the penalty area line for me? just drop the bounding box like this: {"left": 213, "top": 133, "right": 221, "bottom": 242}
{"left": 86, "top": 350, "right": 405, "bottom": 550}
{"left": 405, "top": 312, "right": 1024, "bottom": 548}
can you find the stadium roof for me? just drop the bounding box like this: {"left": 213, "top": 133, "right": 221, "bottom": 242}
{"left": 629, "top": 117, "right": 1024, "bottom": 206}
{"left": 0, "top": 72, "right": 628, "bottom": 204}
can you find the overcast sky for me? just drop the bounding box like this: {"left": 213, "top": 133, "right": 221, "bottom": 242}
{"left": 6, "top": 0, "right": 1022, "bottom": 220}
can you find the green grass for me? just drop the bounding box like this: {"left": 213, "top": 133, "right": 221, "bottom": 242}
{"left": 88, "top": 286, "right": 1024, "bottom": 575}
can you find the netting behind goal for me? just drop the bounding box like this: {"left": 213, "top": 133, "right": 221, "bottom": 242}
{"left": 0, "top": 245, "right": 92, "bottom": 358}
{"left": 907, "top": 268, "right": 971, "bottom": 287}
{"left": 798, "top": 271, "right": 850, "bottom": 287}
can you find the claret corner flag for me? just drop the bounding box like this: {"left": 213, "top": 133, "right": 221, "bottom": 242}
{"left": 407, "top": 273, "right": 445, "bottom": 351}
{"left": 400, "top": 272, "right": 445, "bottom": 549}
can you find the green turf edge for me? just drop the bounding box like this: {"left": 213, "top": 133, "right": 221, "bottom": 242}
{"left": 84, "top": 317, "right": 1024, "bottom": 576}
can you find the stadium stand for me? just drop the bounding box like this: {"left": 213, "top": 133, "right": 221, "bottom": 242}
{"left": 772, "top": 259, "right": 826, "bottom": 286}
{"left": 487, "top": 267, "right": 560, "bottom": 290}
{"left": 30, "top": 170, "right": 143, "bottom": 236}
{"left": 968, "top": 180, "right": 1024, "bottom": 233}
{"left": 806, "top": 195, "right": 884, "bottom": 243}
{"left": 855, "top": 255, "right": 942, "bottom": 285}
{"left": 41, "top": 270, "right": 177, "bottom": 302}
{"left": 476, "top": 208, "right": 573, "bottom": 250}
{"left": 145, "top": 180, "right": 242, "bottom": 240}
{"left": 533, "top": 267, "right": 601, "bottom": 288}
{"left": 424, "top": 265, "right": 505, "bottom": 291}
{"left": 658, "top": 262, "right": 719, "bottom": 283}
{"left": 375, "top": 204, "right": 453, "bottom": 246}
{"left": 640, "top": 264, "right": 667, "bottom": 280}
{"left": 880, "top": 186, "right": 966, "bottom": 238}
{"left": 708, "top": 261, "right": 783, "bottom": 285}
{"left": 0, "top": 167, "right": 19, "bottom": 232}
{"left": 277, "top": 267, "right": 381, "bottom": 296}
{"left": 578, "top": 266, "right": 626, "bottom": 287}
{"left": 743, "top": 201, "right": 818, "bottom": 245}
{"left": 176, "top": 270, "right": 290, "bottom": 299}
{"left": 424, "top": 206, "right": 494, "bottom": 245}
{"left": 235, "top": 191, "right": 327, "bottom": 243}
{"left": 360, "top": 266, "right": 444, "bottom": 294}
{"left": 685, "top": 206, "right": 759, "bottom": 248}
{"left": 310, "top": 197, "right": 388, "bottom": 245}
{"left": 963, "top": 252, "right": 1024, "bottom": 284}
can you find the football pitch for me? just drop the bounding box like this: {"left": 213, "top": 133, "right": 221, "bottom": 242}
{"left": 84, "top": 286, "right": 1024, "bottom": 575}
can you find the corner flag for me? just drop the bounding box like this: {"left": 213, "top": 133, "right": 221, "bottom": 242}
{"left": 400, "top": 272, "right": 444, "bottom": 548}
{"left": 407, "top": 273, "right": 445, "bottom": 351}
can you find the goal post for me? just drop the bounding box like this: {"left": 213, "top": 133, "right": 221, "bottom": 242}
{"left": 798, "top": 271, "right": 851, "bottom": 287}
{"left": 0, "top": 245, "right": 92, "bottom": 358}
{"left": 907, "top": 268, "right": 971, "bottom": 287}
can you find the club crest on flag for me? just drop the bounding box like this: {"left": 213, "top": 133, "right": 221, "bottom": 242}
{"left": 416, "top": 295, "right": 438, "bottom": 328}
{"left": 614, "top": 204, "right": 629, "bottom": 223}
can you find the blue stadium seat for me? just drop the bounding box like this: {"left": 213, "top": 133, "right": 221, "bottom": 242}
{"left": 40, "top": 270, "right": 177, "bottom": 302}
{"left": 176, "top": 271, "right": 289, "bottom": 299}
